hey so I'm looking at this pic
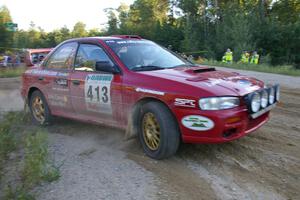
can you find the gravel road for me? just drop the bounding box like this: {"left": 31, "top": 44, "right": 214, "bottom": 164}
{"left": 213, "top": 66, "right": 300, "bottom": 89}
{"left": 0, "top": 69, "right": 299, "bottom": 200}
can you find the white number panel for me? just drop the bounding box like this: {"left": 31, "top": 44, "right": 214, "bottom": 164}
{"left": 84, "top": 74, "right": 113, "bottom": 114}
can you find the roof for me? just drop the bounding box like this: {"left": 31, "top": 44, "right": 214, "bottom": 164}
{"left": 64, "top": 35, "right": 144, "bottom": 43}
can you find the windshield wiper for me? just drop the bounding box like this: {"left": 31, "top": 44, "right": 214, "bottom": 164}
{"left": 131, "top": 65, "right": 165, "bottom": 71}
{"left": 171, "top": 64, "right": 195, "bottom": 68}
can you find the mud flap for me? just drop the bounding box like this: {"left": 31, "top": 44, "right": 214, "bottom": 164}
{"left": 124, "top": 112, "right": 138, "bottom": 140}
{"left": 23, "top": 97, "right": 29, "bottom": 113}
{"left": 124, "top": 104, "right": 141, "bottom": 141}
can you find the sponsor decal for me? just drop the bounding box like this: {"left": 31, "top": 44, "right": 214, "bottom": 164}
{"left": 242, "top": 84, "right": 260, "bottom": 92}
{"left": 52, "top": 87, "right": 69, "bottom": 92}
{"left": 25, "top": 69, "right": 69, "bottom": 77}
{"left": 135, "top": 88, "right": 164, "bottom": 96}
{"left": 116, "top": 40, "right": 152, "bottom": 44}
{"left": 55, "top": 78, "right": 68, "bottom": 86}
{"left": 48, "top": 94, "right": 68, "bottom": 107}
{"left": 24, "top": 69, "right": 33, "bottom": 74}
{"left": 204, "top": 79, "right": 221, "bottom": 87}
{"left": 57, "top": 72, "right": 69, "bottom": 77}
{"left": 85, "top": 74, "right": 113, "bottom": 114}
{"left": 237, "top": 79, "right": 252, "bottom": 86}
{"left": 174, "top": 98, "right": 196, "bottom": 108}
{"left": 181, "top": 115, "right": 214, "bottom": 131}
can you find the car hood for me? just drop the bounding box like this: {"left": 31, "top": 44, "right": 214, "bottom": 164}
{"left": 139, "top": 66, "right": 264, "bottom": 96}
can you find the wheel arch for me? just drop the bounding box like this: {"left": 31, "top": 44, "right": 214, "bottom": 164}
{"left": 27, "top": 87, "right": 41, "bottom": 103}
{"left": 27, "top": 86, "right": 52, "bottom": 125}
{"left": 125, "top": 96, "right": 180, "bottom": 140}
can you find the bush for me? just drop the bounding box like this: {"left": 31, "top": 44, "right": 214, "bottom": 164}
{"left": 0, "top": 67, "right": 25, "bottom": 78}
{"left": 4, "top": 185, "right": 35, "bottom": 200}
{"left": 0, "top": 112, "right": 20, "bottom": 179}
{"left": 22, "top": 129, "right": 60, "bottom": 189}
{"left": 0, "top": 112, "right": 60, "bottom": 199}
{"left": 22, "top": 130, "right": 49, "bottom": 188}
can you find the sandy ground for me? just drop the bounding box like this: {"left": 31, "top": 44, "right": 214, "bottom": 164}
{"left": 0, "top": 70, "right": 299, "bottom": 200}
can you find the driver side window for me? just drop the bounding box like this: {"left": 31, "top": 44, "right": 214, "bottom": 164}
{"left": 74, "top": 44, "right": 113, "bottom": 71}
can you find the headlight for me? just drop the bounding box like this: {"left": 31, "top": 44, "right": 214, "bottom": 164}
{"left": 268, "top": 87, "right": 275, "bottom": 104}
{"left": 250, "top": 92, "right": 261, "bottom": 112}
{"left": 275, "top": 85, "right": 280, "bottom": 101}
{"left": 199, "top": 97, "right": 240, "bottom": 110}
{"left": 261, "top": 90, "right": 268, "bottom": 108}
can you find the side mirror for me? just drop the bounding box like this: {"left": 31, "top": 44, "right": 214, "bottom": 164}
{"left": 95, "top": 61, "right": 119, "bottom": 74}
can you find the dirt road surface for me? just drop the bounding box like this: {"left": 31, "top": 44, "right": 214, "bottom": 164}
{"left": 0, "top": 69, "right": 299, "bottom": 200}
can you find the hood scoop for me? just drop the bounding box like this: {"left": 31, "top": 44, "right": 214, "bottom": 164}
{"left": 193, "top": 67, "right": 216, "bottom": 73}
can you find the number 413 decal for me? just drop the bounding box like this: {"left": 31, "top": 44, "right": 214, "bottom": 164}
{"left": 87, "top": 85, "right": 108, "bottom": 103}
{"left": 85, "top": 74, "right": 113, "bottom": 114}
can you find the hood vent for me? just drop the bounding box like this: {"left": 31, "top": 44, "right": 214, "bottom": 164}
{"left": 193, "top": 67, "right": 216, "bottom": 73}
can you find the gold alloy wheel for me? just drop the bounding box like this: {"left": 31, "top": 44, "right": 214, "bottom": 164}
{"left": 32, "top": 96, "right": 45, "bottom": 123}
{"left": 142, "top": 112, "right": 161, "bottom": 151}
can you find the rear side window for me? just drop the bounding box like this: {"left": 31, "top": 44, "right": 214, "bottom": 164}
{"left": 74, "top": 44, "right": 113, "bottom": 71}
{"left": 46, "top": 42, "right": 78, "bottom": 69}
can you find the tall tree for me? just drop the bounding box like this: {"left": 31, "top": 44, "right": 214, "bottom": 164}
{"left": 0, "top": 6, "right": 14, "bottom": 51}
{"left": 72, "top": 22, "right": 87, "bottom": 38}
{"left": 105, "top": 8, "right": 119, "bottom": 35}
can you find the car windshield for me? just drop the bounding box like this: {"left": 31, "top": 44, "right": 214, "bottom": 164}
{"left": 105, "top": 39, "right": 190, "bottom": 71}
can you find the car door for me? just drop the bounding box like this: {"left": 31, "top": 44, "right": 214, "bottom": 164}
{"left": 42, "top": 42, "right": 78, "bottom": 115}
{"left": 70, "top": 43, "right": 123, "bottom": 125}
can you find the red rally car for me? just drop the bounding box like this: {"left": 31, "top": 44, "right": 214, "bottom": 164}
{"left": 21, "top": 35, "right": 280, "bottom": 159}
{"left": 25, "top": 48, "right": 53, "bottom": 67}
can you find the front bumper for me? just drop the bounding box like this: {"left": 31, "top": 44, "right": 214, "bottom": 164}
{"left": 174, "top": 106, "right": 270, "bottom": 144}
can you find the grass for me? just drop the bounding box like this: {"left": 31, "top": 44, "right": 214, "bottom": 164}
{"left": 0, "top": 67, "right": 26, "bottom": 78}
{"left": 198, "top": 60, "right": 300, "bottom": 76}
{"left": 22, "top": 129, "right": 60, "bottom": 189}
{"left": 0, "top": 112, "right": 18, "bottom": 179}
{"left": 4, "top": 186, "right": 35, "bottom": 200}
{"left": 0, "top": 111, "right": 60, "bottom": 200}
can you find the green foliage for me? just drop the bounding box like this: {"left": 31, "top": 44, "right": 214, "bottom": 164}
{"left": 0, "top": 67, "right": 26, "bottom": 78}
{"left": 105, "top": 9, "right": 119, "bottom": 35}
{"left": 0, "top": 111, "right": 60, "bottom": 200}
{"left": 0, "top": 6, "right": 14, "bottom": 52}
{"left": 22, "top": 129, "right": 60, "bottom": 189}
{"left": 72, "top": 22, "right": 87, "bottom": 38}
{"left": 0, "top": 114, "right": 17, "bottom": 179}
{"left": 22, "top": 130, "right": 49, "bottom": 188}
{"left": 42, "top": 164, "right": 61, "bottom": 183}
{"left": 102, "top": 0, "right": 299, "bottom": 67}
{"left": 0, "top": 111, "right": 30, "bottom": 179}
{"left": 4, "top": 185, "right": 35, "bottom": 200}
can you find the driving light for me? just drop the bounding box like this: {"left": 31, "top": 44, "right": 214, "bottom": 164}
{"left": 246, "top": 85, "right": 279, "bottom": 114}
{"left": 199, "top": 97, "right": 240, "bottom": 110}
{"left": 251, "top": 92, "right": 261, "bottom": 113}
{"left": 268, "top": 87, "right": 275, "bottom": 104}
{"left": 261, "top": 90, "right": 268, "bottom": 108}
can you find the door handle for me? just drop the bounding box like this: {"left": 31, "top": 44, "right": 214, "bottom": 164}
{"left": 38, "top": 76, "right": 44, "bottom": 81}
{"left": 72, "top": 80, "right": 80, "bottom": 85}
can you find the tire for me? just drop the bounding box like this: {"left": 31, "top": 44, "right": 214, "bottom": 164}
{"left": 137, "top": 101, "right": 180, "bottom": 159}
{"left": 29, "top": 90, "right": 52, "bottom": 125}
